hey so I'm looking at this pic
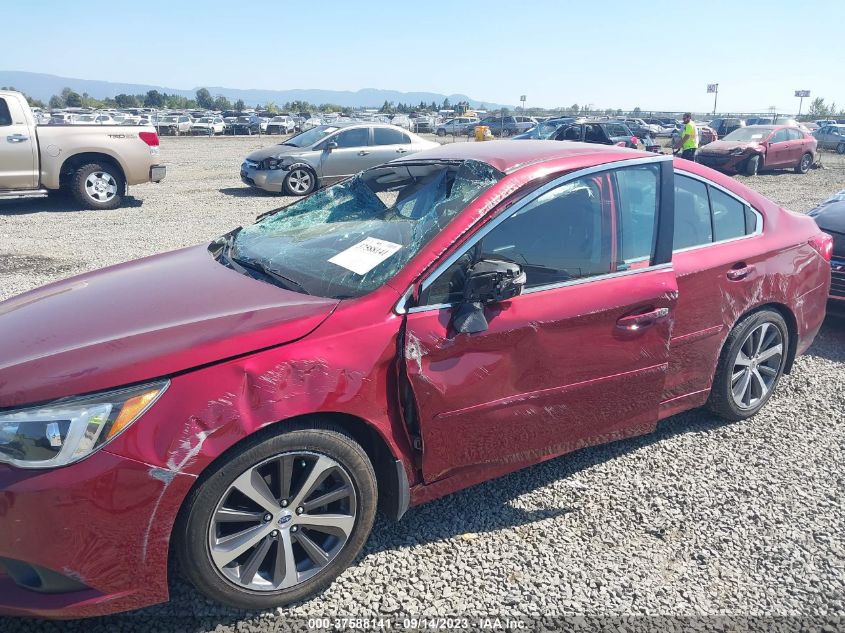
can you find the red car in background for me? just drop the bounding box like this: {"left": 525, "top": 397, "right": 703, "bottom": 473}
{"left": 695, "top": 125, "right": 817, "bottom": 176}
{"left": 0, "top": 141, "right": 832, "bottom": 618}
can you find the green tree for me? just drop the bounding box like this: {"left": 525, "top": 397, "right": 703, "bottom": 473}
{"left": 64, "top": 91, "right": 83, "bottom": 108}
{"left": 569, "top": 103, "right": 579, "bottom": 115}
{"left": 442, "top": 97, "right": 451, "bottom": 110}
{"left": 213, "top": 95, "right": 232, "bottom": 111}
{"left": 808, "top": 97, "right": 828, "bottom": 117}
{"left": 195, "top": 88, "right": 214, "bottom": 109}
{"left": 633, "top": 106, "right": 642, "bottom": 116}
{"left": 114, "top": 93, "right": 139, "bottom": 108}
{"left": 48, "top": 94, "right": 64, "bottom": 109}
{"left": 144, "top": 90, "right": 165, "bottom": 108}
{"left": 234, "top": 99, "right": 245, "bottom": 112}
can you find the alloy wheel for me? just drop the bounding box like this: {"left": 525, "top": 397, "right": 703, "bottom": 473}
{"left": 208, "top": 451, "right": 357, "bottom": 591}
{"left": 288, "top": 169, "right": 313, "bottom": 194}
{"left": 84, "top": 171, "right": 118, "bottom": 202}
{"left": 730, "top": 322, "right": 783, "bottom": 410}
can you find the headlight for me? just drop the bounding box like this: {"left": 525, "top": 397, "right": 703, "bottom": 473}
{"left": 263, "top": 156, "right": 291, "bottom": 170}
{"left": 0, "top": 381, "right": 168, "bottom": 469}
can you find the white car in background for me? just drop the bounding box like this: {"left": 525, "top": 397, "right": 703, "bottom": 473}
{"left": 72, "top": 113, "right": 118, "bottom": 125}
{"left": 191, "top": 116, "right": 225, "bottom": 135}
{"left": 266, "top": 115, "right": 296, "bottom": 134}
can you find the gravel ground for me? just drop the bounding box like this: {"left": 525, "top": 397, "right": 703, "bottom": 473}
{"left": 1, "top": 137, "right": 843, "bottom": 632}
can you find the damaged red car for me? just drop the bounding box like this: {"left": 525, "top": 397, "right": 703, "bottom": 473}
{"left": 695, "top": 125, "right": 817, "bottom": 176}
{"left": 0, "top": 140, "right": 832, "bottom": 618}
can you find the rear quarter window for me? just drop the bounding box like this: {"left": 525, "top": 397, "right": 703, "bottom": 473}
{"left": 0, "top": 98, "right": 11, "bottom": 126}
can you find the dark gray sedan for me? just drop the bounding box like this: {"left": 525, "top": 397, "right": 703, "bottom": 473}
{"left": 813, "top": 124, "right": 845, "bottom": 153}
{"left": 240, "top": 123, "right": 438, "bottom": 195}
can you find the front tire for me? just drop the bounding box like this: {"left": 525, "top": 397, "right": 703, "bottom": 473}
{"left": 283, "top": 167, "right": 317, "bottom": 196}
{"left": 707, "top": 309, "right": 788, "bottom": 421}
{"left": 795, "top": 152, "right": 812, "bottom": 174}
{"left": 837, "top": 143, "right": 845, "bottom": 155}
{"left": 744, "top": 154, "right": 761, "bottom": 176}
{"left": 71, "top": 162, "right": 125, "bottom": 210}
{"left": 176, "top": 424, "right": 377, "bottom": 611}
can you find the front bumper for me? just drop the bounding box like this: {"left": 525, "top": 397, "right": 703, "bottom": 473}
{"left": 695, "top": 151, "right": 753, "bottom": 173}
{"left": 0, "top": 451, "right": 195, "bottom": 618}
{"left": 240, "top": 163, "right": 284, "bottom": 193}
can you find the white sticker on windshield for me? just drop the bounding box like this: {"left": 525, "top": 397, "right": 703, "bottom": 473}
{"left": 328, "top": 237, "right": 403, "bottom": 275}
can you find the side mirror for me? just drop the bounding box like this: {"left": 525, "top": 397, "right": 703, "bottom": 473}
{"left": 452, "top": 259, "right": 526, "bottom": 334}
{"left": 325, "top": 141, "right": 338, "bottom": 151}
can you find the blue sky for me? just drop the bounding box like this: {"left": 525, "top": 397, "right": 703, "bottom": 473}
{"left": 4, "top": 0, "right": 843, "bottom": 112}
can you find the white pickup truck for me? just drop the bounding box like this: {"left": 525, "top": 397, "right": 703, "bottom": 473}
{"left": 0, "top": 90, "right": 166, "bottom": 209}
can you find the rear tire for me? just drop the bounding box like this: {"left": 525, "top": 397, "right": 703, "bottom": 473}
{"left": 707, "top": 309, "right": 789, "bottom": 421}
{"left": 437, "top": 129, "right": 446, "bottom": 137}
{"left": 795, "top": 152, "right": 812, "bottom": 174}
{"left": 837, "top": 143, "right": 845, "bottom": 155}
{"left": 176, "top": 423, "right": 377, "bottom": 611}
{"left": 744, "top": 154, "right": 761, "bottom": 176}
{"left": 70, "top": 162, "right": 125, "bottom": 210}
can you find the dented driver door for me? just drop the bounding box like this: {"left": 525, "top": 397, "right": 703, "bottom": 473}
{"left": 402, "top": 161, "right": 678, "bottom": 484}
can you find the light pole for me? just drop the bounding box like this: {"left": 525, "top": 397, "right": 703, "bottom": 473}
{"left": 520, "top": 95, "right": 526, "bottom": 114}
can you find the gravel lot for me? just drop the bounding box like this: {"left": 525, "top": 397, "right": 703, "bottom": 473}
{"left": 1, "top": 136, "right": 843, "bottom": 632}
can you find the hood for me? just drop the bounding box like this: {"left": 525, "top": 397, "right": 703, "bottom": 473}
{"left": 0, "top": 245, "right": 339, "bottom": 407}
{"left": 698, "top": 140, "right": 759, "bottom": 154}
{"left": 246, "top": 144, "right": 310, "bottom": 162}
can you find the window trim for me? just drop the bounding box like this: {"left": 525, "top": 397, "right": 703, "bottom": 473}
{"left": 672, "top": 170, "right": 763, "bottom": 255}
{"left": 401, "top": 155, "right": 672, "bottom": 314}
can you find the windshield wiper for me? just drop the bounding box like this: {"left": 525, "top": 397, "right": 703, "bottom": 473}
{"left": 213, "top": 227, "right": 311, "bottom": 295}
{"left": 230, "top": 256, "right": 311, "bottom": 295}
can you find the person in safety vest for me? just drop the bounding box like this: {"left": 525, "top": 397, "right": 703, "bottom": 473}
{"left": 675, "top": 112, "right": 698, "bottom": 160}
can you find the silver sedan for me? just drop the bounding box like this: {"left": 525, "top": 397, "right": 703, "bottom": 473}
{"left": 240, "top": 123, "right": 439, "bottom": 195}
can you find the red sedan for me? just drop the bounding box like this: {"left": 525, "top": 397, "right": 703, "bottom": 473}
{"left": 0, "top": 141, "right": 832, "bottom": 618}
{"left": 695, "top": 125, "right": 818, "bottom": 176}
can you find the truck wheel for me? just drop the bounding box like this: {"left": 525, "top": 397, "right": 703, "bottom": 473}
{"left": 71, "top": 163, "right": 125, "bottom": 210}
{"left": 175, "top": 423, "right": 377, "bottom": 610}
{"left": 837, "top": 143, "right": 845, "bottom": 155}
{"left": 437, "top": 129, "right": 446, "bottom": 137}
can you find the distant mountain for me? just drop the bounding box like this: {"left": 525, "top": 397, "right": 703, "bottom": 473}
{"left": 0, "top": 71, "right": 511, "bottom": 110}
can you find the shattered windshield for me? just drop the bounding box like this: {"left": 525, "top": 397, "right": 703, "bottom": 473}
{"left": 216, "top": 160, "right": 503, "bottom": 299}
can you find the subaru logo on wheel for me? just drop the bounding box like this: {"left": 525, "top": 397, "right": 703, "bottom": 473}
{"left": 278, "top": 514, "right": 292, "bottom": 525}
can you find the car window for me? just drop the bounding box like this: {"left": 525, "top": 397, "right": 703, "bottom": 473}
{"left": 0, "top": 99, "right": 10, "bottom": 126}
{"left": 769, "top": 129, "right": 789, "bottom": 143}
{"left": 373, "top": 127, "right": 409, "bottom": 145}
{"left": 674, "top": 175, "right": 713, "bottom": 250}
{"left": 606, "top": 124, "right": 629, "bottom": 137}
{"left": 560, "top": 125, "right": 581, "bottom": 141}
{"left": 585, "top": 124, "right": 603, "bottom": 142}
{"left": 479, "top": 175, "right": 611, "bottom": 290}
{"left": 786, "top": 129, "right": 803, "bottom": 141}
{"left": 711, "top": 187, "right": 746, "bottom": 242}
{"left": 613, "top": 164, "right": 659, "bottom": 263}
{"left": 333, "top": 127, "right": 369, "bottom": 148}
